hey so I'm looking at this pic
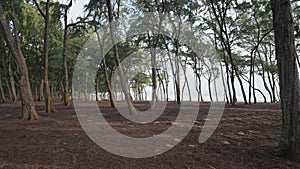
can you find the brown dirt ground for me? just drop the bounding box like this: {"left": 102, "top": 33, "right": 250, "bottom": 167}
{"left": 0, "top": 101, "right": 300, "bottom": 169}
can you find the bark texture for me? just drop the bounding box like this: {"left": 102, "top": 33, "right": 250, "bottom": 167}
{"left": 0, "top": 2, "right": 38, "bottom": 120}
{"left": 271, "top": 0, "right": 300, "bottom": 161}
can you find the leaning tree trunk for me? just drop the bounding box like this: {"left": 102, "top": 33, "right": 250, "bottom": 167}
{"left": 213, "top": 32, "right": 229, "bottom": 103}
{"left": 0, "top": 73, "right": 5, "bottom": 103}
{"left": 8, "top": 55, "right": 17, "bottom": 102}
{"left": 271, "top": 0, "right": 300, "bottom": 161}
{"left": 95, "top": 28, "right": 115, "bottom": 108}
{"left": 0, "top": 2, "right": 38, "bottom": 120}
{"left": 106, "top": 0, "right": 136, "bottom": 114}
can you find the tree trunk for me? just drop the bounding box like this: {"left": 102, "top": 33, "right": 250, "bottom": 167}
{"left": 225, "top": 63, "right": 232, "bottom": 103}
{"left": 38, "top": 79, "right": 44, "bottom": 101}
{"left": 8, "top": 54, "right": 17, "bottom": 102}
{"left": 213, "top": 33, "right": 229, "bottom": 103}
{"left": 180, "top": 59, "right": 191, "bottom": 102}
{"left": 62, "top": 3, "right": 71, "bottom": 106}
{"left": 106, "top": 0, "right": 136, "bottom": 114}
{"left": 95, "top": 28, "right": 115, "bottom": 108}
{"left": 43, "top": 0, "right": 54, "bottom": 112}
{"left": 33, "top": 0, "right": 54, "bottom": 112}
{"left": 236, "top": 72, "right": 248, "bottom": 104}
{"left": 269, "top": 47, "right": 278, "bottom": 102}
{"left": 95, "top": 69, "right": 99, "bottom": 101}
{"left": 249, "top": 52, "right": 254, "bottom": 104}
{"left": 271, "top": 0, "right": 300, "bottom": 161}
{"left": 2, "top": 50, "right": 13, "bottom": 101}
{"left": 230, "top": 66, "right": 237, "bottom": 104}
{"left": 258, "top": 51, "right": 273, "bottom": 102}
{"left": 0, "top": 73, "right": 5, "bottom": 103}
{"left": 0, "top": 2, "right": 38, "bottom": 120}
{"left": 156, "top": 70, "right": 166, "bottom": 101}
{"left": 195, "top": 71, "right": 204, "bottom": 103}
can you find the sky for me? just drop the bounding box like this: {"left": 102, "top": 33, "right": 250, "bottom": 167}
{"left": 58, "top": 0, "right": 89, "bottom": 21}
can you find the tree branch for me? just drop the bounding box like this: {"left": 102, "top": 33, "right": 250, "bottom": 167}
{"left": 33, "top": 0, "right": 46, "bottom": 19}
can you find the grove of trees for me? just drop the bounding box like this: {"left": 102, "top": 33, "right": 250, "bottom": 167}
{"left": 0, "top": 0, "right": 299, "bottom": 162}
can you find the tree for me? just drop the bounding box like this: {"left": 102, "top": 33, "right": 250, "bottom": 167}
{"left": 62, "top": 0, "right": 73, "bottom": 106}
{"left": 0, "top": 72, "right": 5, "bottom": 103}
{"left": 206, "top": 0, "right": 248, "bottom": 104}
{"left": 84, "top": 0, "right": 119, "bottom": 107}
{"left": 106, "top": 0, "right": 136, "bottom": 114}
{"left": 62, "top": 0, "right": 90, "bottom": 106}
{"left": 130, "top": 72, "right": 150, "bottom": 101}
{"left": 271, "top": 0, "right": 300, "bottom": 161}
{"left": 18, "top": 1, "right": 44, "bottom": 101}
{"left": 33, "top": 0, "right": 54, "bottom": 113}
{"left": 0, "top": 1, "right": 39, "bottom": 120}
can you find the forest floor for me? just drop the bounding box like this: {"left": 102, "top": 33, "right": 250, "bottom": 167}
{"left": 0, "top": 101, "right": 300, "bottom": 169}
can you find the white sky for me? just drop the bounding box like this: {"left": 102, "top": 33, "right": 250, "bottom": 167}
{"left": 58, "top": 0, "right": 89, "bottom": 21}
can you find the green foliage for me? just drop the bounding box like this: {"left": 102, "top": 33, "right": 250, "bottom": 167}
{"left": 130, "top": 72, "right": 150, "bottom": 90}
{"left": 0, "top": 0, "right": 296, "bottom": 103}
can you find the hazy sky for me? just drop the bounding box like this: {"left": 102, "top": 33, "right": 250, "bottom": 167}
{"left": 58, "top": 0, "right": 89, "bottom": 21}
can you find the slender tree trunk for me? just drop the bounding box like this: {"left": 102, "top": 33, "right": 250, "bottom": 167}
{"left": 208, "top": 79, "right": 213, "bottom": 102}
{"left": 148, "top": 33, "right": 160, "bottom": 105}
{"left": 213, "top": 33, "right": 229, "bottom": 103}
{"left": 270, "top": 44, "right": 278, "bottom": 102}
{"left": 250, "top": 52, "right": 257, "bottom": 104}
{"left": 166, "top": 49, "right": 179, "bottom": 103}
{"left": 209, "top": 1, "right": 248, "bottom": 104}
{"left": 180, "top": 59, "right": 191, "bottom": 101}
{"left": 230, "top": 66, "right": 237, "bottom": 104}
{"left": 38, "top": 79, "right": 44, "bottom": 101}
{"left": 228, "top": 47, "right": 247, "bottom": 104}
{"left": 249, "top": 49, "right": 258, "bottom": 104}
{"left": 62, "top": 3, "right": 71, "bottom": 106}
{"left": 195, "top": 71, "right": 204, "bottom": 102}
{"left": 162, "top": 55, "right": 169, "bottom": 101}
{"left": 236, "top": 72, "right": 248, "bottom": 104}
{"left": 252, "top": 56, "right": 257, "bottom": 104}
{"left": 95, "top": 28, "right": 115, "bottom": 108}
{"left": 0, "top": 2, "right": 38, "bottom": 120}
{"left": 164, "top": 73, "right": 169, "bottom": 101}
{"left": 104, "top": 67, "right": 115, "bottom": 107}
{"left": 2, "top": 52, "right": 13, "bottom": 101}
{"left": 175, "top": 40, "right": 181, "bottom": 104}
{"left": 8, "top": 54, "right": 17, "bottom": 102}
{"left": 106, "top": 0, "right": 136, "bottom": 114}
{"left": 95, "top": 69, "right": 99, "bottom": 101}
{"left": 272, "top": 0, "right": 300, "bottom": 161}
{"left": 148, "top": 14, "right": 164, "bottom": 105}
{"left": 157, "top": 70, "right": 166, "bottom": 101}
{"left": 44, "top": 0, "right": 54, "bottom": 112}
{"left": 249, "top": 52, "right": 254, "bottom": 104}
{"left": 271, "top": 73, "right": 277, "bottom": 102}
{"left": 225, "top": 63, "right": 232, "bottom": 103}
{"left": 258, "top": 51, "right": 273, "bottom": 102}
{"left": 0, "top": 73, "right": 5, "bottom": 103}
{"left": 219, "top": 61, "right": 229, "bottom": 103}
{"left": 33, "top": 0, "right": 54, "bottom": 112}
